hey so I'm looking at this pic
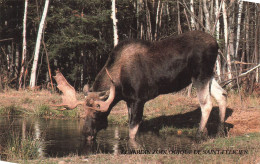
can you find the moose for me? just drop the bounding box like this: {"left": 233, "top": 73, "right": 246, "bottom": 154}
{"left": 53, "top": 31, "right": 227, "bottom": 140}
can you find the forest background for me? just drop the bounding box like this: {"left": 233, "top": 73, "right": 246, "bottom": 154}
{"left": 0, "top": 0, "right": 259, "bottom": 94}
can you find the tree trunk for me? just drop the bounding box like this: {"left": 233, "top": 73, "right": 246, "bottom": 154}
{"left": 19, "top": 0, "right": 28, "bottom": 89}
{"left": 222, "top": 0, "right": 232, "bottom": 80}
{"left": 235, "top": 0, "right": 243, "bottom": 59}
{"left": 255, "top": 4, "right": 260, "bottom": 83}
{"left": 145, "top": 0, "right": 152, "bottom": 40}
{"left": 111, "top": 0, "right": 118, "bottom": 47}
{"left": 137, "top": 0, "right": 144, "bottom": 39}
{"left": 246, "top": 3, "right": 250, "bottom": 66}
{"left": 177, "top": 0, "right": 182, "bottom": 34}
{"left": 30, "top": 0, "right": 49, "bottom": 88}
{"left": 154, "top": 0, "right": 160, "bottom": 39}
{"left": 198, "top": 0, "right": 203, "bottom": 30}
{"left": 215, "top": 0, "right": 221, "bottom": 80}
{"left": 202, "top": 0, "right": 210, "bottom": 32}
{"left": 15, "top": 44, "right": 19, "bottom": 78}
{"left": 228, "top": 1, "right": 235, "bottom": 80}
{"left": 190, "top": 0, "right": 196, "bottom": 30}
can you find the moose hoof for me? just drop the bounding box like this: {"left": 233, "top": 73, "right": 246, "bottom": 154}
{"left": 195, "top": 130, "right": 208, "bottom": 143}
{"left": 216, "top": 123, "right": 226, "bottom": 138}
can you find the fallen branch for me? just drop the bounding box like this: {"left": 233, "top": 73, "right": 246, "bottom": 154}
{"left": 221, "top": 64, "right": 260, "bottom": 87}
{"left": 232, "top": 61, "right": 254, "bottom": 65}
{"left": 0, "top": 38, "right": 13, "bottom": 42}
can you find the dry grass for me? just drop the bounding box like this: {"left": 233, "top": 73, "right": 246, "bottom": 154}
{"left": 0, "top": 89, "right": 57, "bottom": 111}
{"left": 110, "top": 91, "right": 260, "bottom": 136}
{"left": 0, "top": 89, "right": 259, "bottom": 135}
{"left": 0, "top": 89, "right": 84, "bottom": 118}
{"left": 0, "top": 89, "right": 259, "bottom": 163}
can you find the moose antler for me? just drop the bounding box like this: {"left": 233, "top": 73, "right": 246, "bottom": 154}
{"left": 89, "top": 84, "right": 115, "bottom": 112}
{"left": 53, "top": 70, "right": 85, "bottom": 109}
{"left": 86, "top": 68, "right": 116, "bottom": 112}
{"left": 53, "top": 69, "right": 115, "bottom": 112}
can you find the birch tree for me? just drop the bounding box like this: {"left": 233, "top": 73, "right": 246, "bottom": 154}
{"left": 235, "top": 0, "right": 243, "bottom": 59}
{"left": 154, "top": 0, "right": 161, "bottom": 39}
{"left": 222, "top": 0, "right": 232, "bottom": 80}
{"left": 29, "top": 0, "right": 50, "bottom": 88}
{"left": 19, "top": 0, "right": 28, "bottom": 89}
{"left": 111, "top": 0, "right": 118, "bottom": 47}
{"left": 137, "top": 0, "right": 144, "bottom": 39}
{"left": 215, "top": 0, "right": 221, "bottom": 80}
{"left": 255, "top": 4, "right": 260, "bottom": 82}
{"left": 202, "top": 0, "right": 210, "bottom": 32}
{"left": 190, "top": 0, "right": 196, "bottom": 30}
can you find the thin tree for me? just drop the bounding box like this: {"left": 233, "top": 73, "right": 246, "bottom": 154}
{"left": 111, "top": 0, "right": 118, "bottom": 47}
{"left": 215, "top": 0, "right": 221, "bottom": 80}
{"left": 190, "top": 0, "right": 196, "bottom": 30}
{"left": 235, "top": 0, "right": 243, "bottom": 59}
{"left": 202, "top": 0, "right": 210, "bottom": 32}
{"left": 154, "top": 0, "right": 161, "bottom": 39}
{"left": 255, "top": 4, "right": 260, "bottom": 82}
{"left": 19, "top": 0, "right": 28, "bottom": 89}
{"left": 29, "top": 0, "right": 50, "bottom": 88}
{"left": 222, "top": 0, "right": 232, "bottom": 80}
{"left": 137, "top": 0, "right": 144, "bottom": 39}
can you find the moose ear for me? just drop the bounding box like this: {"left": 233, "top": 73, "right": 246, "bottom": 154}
{"left": 83, "top": 84, "right": 90, "bottom": 96}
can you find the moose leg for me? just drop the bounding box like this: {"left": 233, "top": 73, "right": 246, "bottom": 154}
{"left": 210, "top": 78, "right": 227, "bottom": 136}
{"left": 127, "top": 100, "right": 145, "bottom": 139}
{"left": 194, "top": 80, "right": 213, "bottom": 138}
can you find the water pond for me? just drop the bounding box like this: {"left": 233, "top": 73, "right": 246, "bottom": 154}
{"left": 0, "top": 116, "right": 194, "bottom": 157}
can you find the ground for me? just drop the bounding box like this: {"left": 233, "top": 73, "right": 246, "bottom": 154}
{"left": 0, "top": 88, "right": 259, "bottom": 163}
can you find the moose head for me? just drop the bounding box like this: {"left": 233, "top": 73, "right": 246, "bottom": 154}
{"left": 52, "top": 68, "right": 115, "bottom": 140}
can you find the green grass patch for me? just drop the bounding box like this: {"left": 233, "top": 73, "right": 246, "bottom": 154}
{"left": 35, "top": 104, "right": 79, "bottom": 118}
{"left": 61, "top": 109, "right": 79, "bottom": 118}
{"left": 200, "top": 133, "right": 260, "bottom": 151}
{"left": 36, "top": 105, "right": 57, "bottom": 117}
{"left": 108, "top": 114, "right": 128, "bottom": 125}
{"left": 0, "top": 105, "right": 24, "bottom": 115}
{"left": 4, "top": 133, "right": 42, "bottom": 160}
{"left": 159, "top": 126, "right": 197, "bottom": 135}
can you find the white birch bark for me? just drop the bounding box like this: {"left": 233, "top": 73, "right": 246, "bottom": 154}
{"left": 154, "top": 0, "right": 160, "bottom": 39}
{"left": 30, "top": 0, "right": 49, "bottom": 88}
{"left": 190, "top": 0, "right": 196, "bottom": 30}
{"left": 111, "top": 0, "right": 118, "bottom": 47}
{"left": 215, "top": 0, "right": 221, "bottom": 80}
{"left": 222, "top": 0, "right": 232, "bottom": 79}
{"left": 19, "top": 0, "right": 28, "bottom": 89}
{"left": 235, "top": 0, "right": 243, "bottom": 59}
{"left": 202, "top": 0, "right": 210, "bottom": 32}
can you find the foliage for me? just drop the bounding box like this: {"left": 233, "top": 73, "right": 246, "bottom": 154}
{"left": 0, "top": 0, "right": 259, "bottom": 92}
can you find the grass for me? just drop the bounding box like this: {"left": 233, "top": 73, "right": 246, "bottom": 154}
{"left": 0, "top": 89, "right": 259, "bottom": 163}
{"left": 10, "top": 132, "right": 260, "bottom": 163}
{"left": 0, "top": 89, "right": 81, "bottom": 119}
{"left": 3, "top": 132, "right": 42, "bottom": 160}
{"left": 159, "top": 126, "right": 197, "bottom": 135}
{"left": 0, "top": 105, "right": 24, "bottom": 115}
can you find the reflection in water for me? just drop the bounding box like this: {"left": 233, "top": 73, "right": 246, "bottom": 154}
{"left": 0, "top": 116, "right": 193, "bottom": 157}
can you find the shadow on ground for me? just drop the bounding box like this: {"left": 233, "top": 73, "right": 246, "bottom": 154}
{"left": 140, "top": 107, "right": 234, "bottom": 137}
